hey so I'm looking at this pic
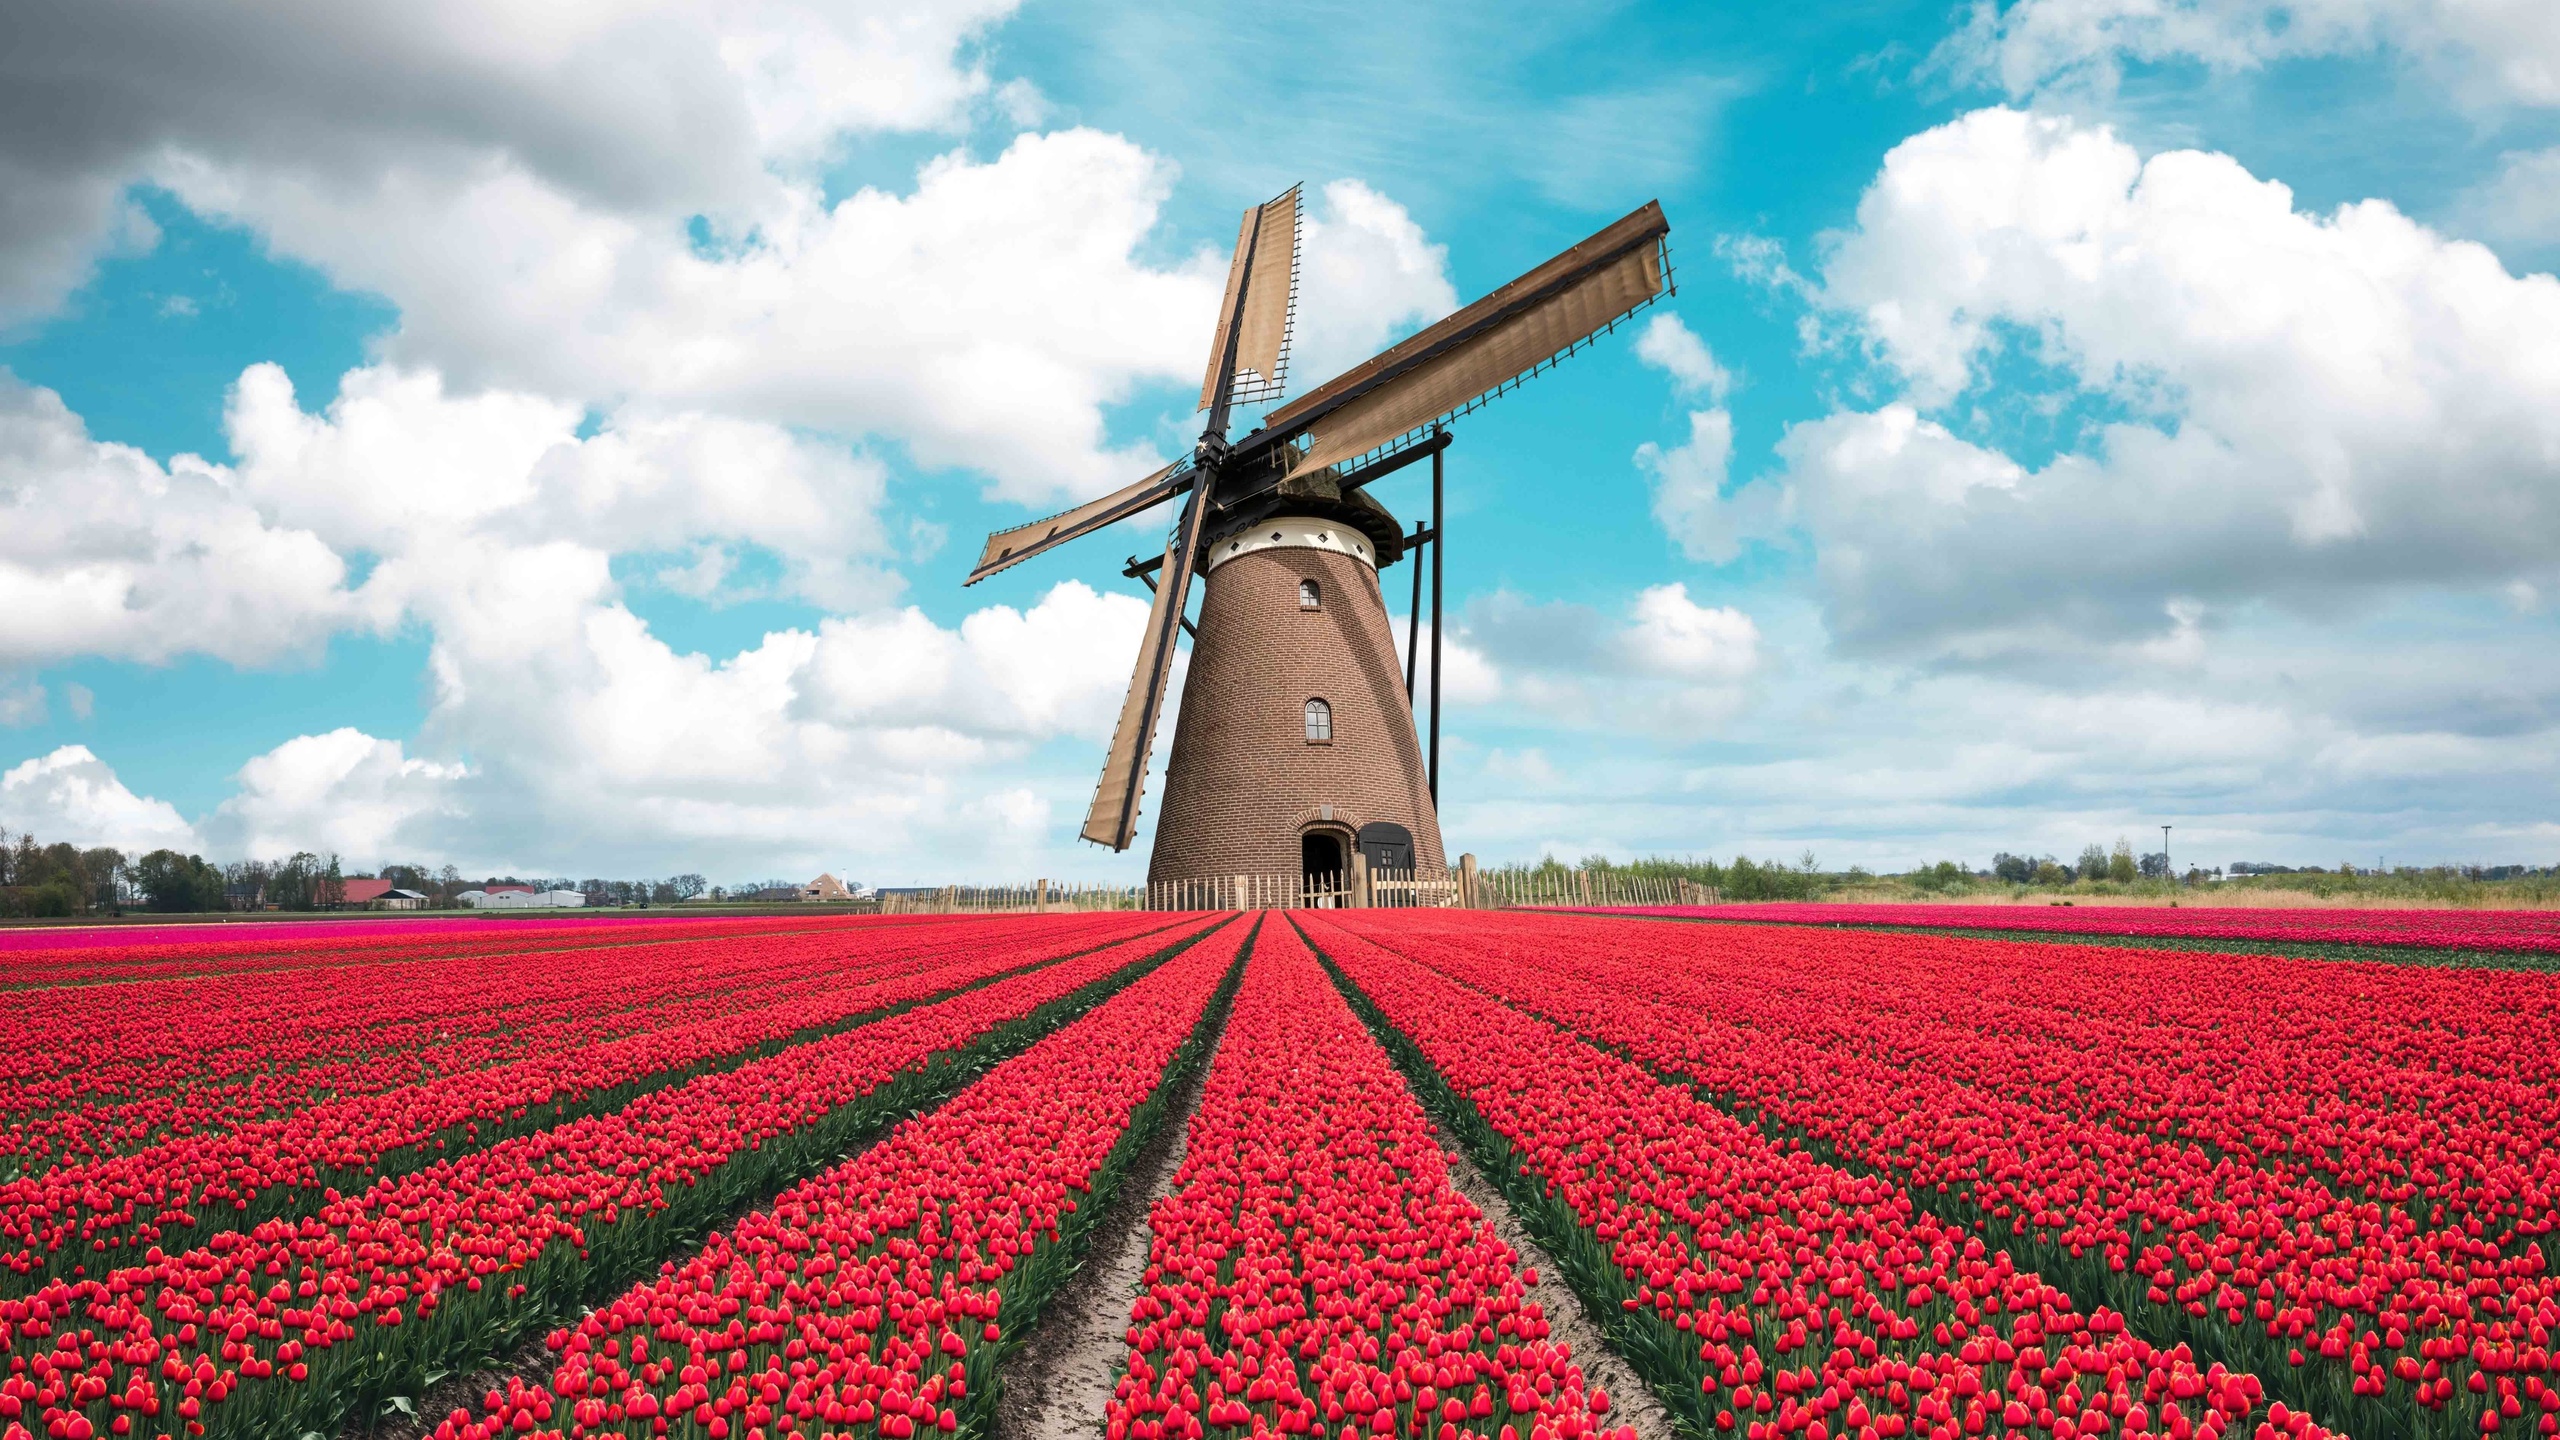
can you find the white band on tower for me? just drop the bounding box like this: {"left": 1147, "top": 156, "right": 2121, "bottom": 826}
{"left": 1203, "top": 516, "right": 1378, "bottom": 573}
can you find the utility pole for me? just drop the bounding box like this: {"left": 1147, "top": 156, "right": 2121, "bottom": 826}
{"left": 2161, "top": 825, "right": 2172, "bottom": 885}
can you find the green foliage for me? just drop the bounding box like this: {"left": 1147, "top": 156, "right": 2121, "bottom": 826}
{"left": 133, "top": 848, "right": 226, "bottom": 912}
{"left": 0, "top": 829, "right": 126, "bottom": 917}
{"left": 2108, "top": 839, "right": 2139, "bottom": 884}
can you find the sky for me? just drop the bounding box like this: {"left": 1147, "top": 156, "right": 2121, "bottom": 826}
{"left": 1, "top": 0, "right": 2556, "bottom": 885}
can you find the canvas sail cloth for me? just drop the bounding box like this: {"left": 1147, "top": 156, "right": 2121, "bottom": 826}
{"left": 963, "top": 460, "right": 1189, "bottom": 585}
{"left": 1260, "top": 200, "right": 1669, "bottom": 477}
{"left": 1198, "top": 185, "right": 1301, "bottom": 410}
{"left": 1080, "top": 487, "right": 1211, "bottom": 849}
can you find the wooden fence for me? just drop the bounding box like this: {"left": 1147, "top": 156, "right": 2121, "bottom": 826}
{"left": 865, "top": 862, "right": 1722, "bottom": 914}
{"left": 1475, "top": 868, "right": 1720, "bottom": 909}
{"left": 875, "top": 881, "right": 1141, "bottom": 915}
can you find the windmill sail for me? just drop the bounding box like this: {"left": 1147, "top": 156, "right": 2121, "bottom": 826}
{"left": 1242, "top": 200, "right": 1669, "bottom": 478}
{"left": 1080, "top": 484, "right": 1211, "bottom": 850}
{"left": 1198, "top": 185, "right": 1301, "bottom": 411}
{"left": 965, "top": 460, "right": 1192, "bottom": 586}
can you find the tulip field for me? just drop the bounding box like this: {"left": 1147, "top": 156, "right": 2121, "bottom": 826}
{"left": 2, "top": 905, "right": 2552, "bottom": 1440}
{"left": 1597, "top": 904, "right": 2560, "bottom": 959}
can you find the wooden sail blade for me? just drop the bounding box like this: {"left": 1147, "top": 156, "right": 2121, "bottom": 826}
{"left": 964, "top": 460, "right": 1191, "bottom": 586}
{"left": 1080, "top": 487, "right": 1209, "bottom": 850}
{"left": 1196, "top": 184, "right": 1302, "bottom": 411}
{"left": 1237, "top": 200, "right": 1669, "bottom": 475}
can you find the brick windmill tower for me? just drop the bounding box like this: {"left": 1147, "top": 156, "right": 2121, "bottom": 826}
{"left": 965, "top": 187, "right": 1671, "bottom": 894}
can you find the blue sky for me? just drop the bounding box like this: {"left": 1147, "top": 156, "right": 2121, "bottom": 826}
{"left": 1, "top": 0, "right": 2555, "bottom": 884}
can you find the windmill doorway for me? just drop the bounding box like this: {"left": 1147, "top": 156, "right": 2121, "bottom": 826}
{"left": 1301, "top": 828, "right": 1350, "bottom": 907}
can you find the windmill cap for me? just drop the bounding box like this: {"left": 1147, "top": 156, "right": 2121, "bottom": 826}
{"left": 1202, "top": 472, "right": 1407, "bottom": 567}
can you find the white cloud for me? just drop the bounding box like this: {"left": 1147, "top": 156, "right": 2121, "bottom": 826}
{"left": 0, "top": 745, "right": 198, "bottom": 854}
{"left": 0, "top": 0, "right": 1017, "bottom": 323}
{"left": 1276, "top": 180, "right": 1462, "bottom": 405}
{"left": 166, "top": 130, "right": 1216, "bottom": 504}
{"left": 206, "top": 729, "right": 468, "bottom": 861}
{"left": 1780, "top": 107, "right": 2560, "bottom": 662}
{"left": 2457, "top": 146, "right": 2560, "bottom": 256}
{"left": 1446, "top": 586, "right": 1763, "bottom": 734}
{"left": 1624, "top": 584, "right": 1761, "bottom": 681}
{"left": 1631, "top": 317, "right": 1773, "bottom": 565}
{"left": 1638, "top": 408, "right": 1765, "bottom": 564}
{"left": 1386, "top": 609, "right": 1502, "bottom": 709}
{"left": 0, "top": 677, "right": 42, "bottom": 728}
{"left": 225, "top": 362, "right": 899, "bottom": 612}
{"left": 0, "top": 373, "right": 363, "bottom": 667}
{"left": 1633, "top": 314, "right": 1732, "bottom": 401}
{"left": 1940, "top": 0, "right": 2560, "bottom": 108}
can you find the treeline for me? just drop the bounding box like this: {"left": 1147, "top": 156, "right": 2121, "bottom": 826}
{"left": 0, "top": 823, "right": 728, "bottom": 917}
{"left": 1489, "top": 852, "right": 1831, "bottom": 901}
{"left": 0, "top": 829, "right": 128, "bottom": 917}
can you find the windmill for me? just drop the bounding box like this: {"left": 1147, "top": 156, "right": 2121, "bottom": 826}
{"left": 965, "top": 186, "right": 1672, "bottom": 894}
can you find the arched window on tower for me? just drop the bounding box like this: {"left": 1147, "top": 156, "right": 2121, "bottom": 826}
{"left": 1298, "top": 578, "right": 1321, "bottom": 610}
{"left": 1304, "top": 698, "right": 1332, "bottom": 743}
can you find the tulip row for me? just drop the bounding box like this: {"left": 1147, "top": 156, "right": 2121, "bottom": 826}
{"left": 427, "top": 910, "right": 1254, "bottom": 1440}
{"left": 1327, "top": 910, "right": 2558, "bottom": 1440}
{"left": 1106, "top": 917, "right": 1624, "bottom": 1440}
{"left": 0, "top": 915, "right": 941, "bottom": 1136}
{"left": 1604, "top": 904, "right": 2560, "bottom": 958}
{"left": 0, "top": 914, "right": 1181, "bottom": 1292}
{"left": 4, "top": 914, "right": 1154, "bottom": 1178}
{"left": 0, "top": 915, "right": 1225, "bottom": 1440}
{"left": 1296, "top": 913, "right": 2324, "bottom": 1440}
{"left": 0, "top": 913, "right": 879, "bottom": 988}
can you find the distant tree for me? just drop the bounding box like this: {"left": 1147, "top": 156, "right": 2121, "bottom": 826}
{"left": 134, "top": 850, "right": 225, "bottom": 912}
{"left": 380, "top": 863, "right": 435, "bottom": 894}
{"left": 2139, "top": 852, "right": 2170, "bottom": 879}
{"left": 2032, "top": 859, "right": 2071, "bottom": 886}
{"left": 2076, "top": 844, "right": 2110, "bottom": 881}
{"left": 669, "top": 873, "right": 708, "bottom": 901}
{"left": 1991, "top": 852, "right": 2034, "bottom": 884}
{"left": 2108, "top": 839, "right": 2138, "bottom": 884}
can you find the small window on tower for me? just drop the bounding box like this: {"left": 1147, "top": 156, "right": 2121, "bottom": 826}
{"left": 1299, "top": 579, "right": 1321, "bottom": 610}
{"left": 1304, "top": 698, "right": 1332, "bottom": 743}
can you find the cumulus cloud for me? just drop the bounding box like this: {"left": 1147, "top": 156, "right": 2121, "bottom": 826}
{"left": 2457, "top": 146, "right": 2560, "bottom": 257}
{"left": 1631, "top": 316, "right": 1765, "bottom": 563}
{"left": 0, "top": 374, "right": 362, "bottom": 667}
{"left": 378, "top": 577, "right": 1158, "bottom": 873}
{"left": 225, "top": 362, "right": 899, "bottom": 612}
{"left": 1448, "top": 586, "right": 1762, "bottom": 733}
{"left": 1778, "top": 107, "right": 2560, "bottom": 663}
{"left": 0, "top": 745, "right": 198, "bottom": 854}
{"left": 1273, "top": 180, "right": 1463, "bottom": 405}
{"left": 1939, "top": 0, "right": 2560, "bottom": 108}
{"left": 205, "top": 729, "right": 468, "bottom": 860}
{"left": 1624, "top": 584, "right": 1761, "bottom": 682}
{"left": 1632, "top": 314, "right": 1732, "bottom": 401}
{"left": 0, "top": 0, "right": 1017, "bottom": 322}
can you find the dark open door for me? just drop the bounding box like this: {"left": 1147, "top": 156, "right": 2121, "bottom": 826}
{"left": 1301, "top": 830, "right": 1344, "bottom": 881}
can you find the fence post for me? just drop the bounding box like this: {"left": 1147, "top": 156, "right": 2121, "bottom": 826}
{"left": 1351, "top": 851, "right": 1371, "bottom": 909}
{"left": 1459, "top": 853, "right": 1479, "bottom": 908}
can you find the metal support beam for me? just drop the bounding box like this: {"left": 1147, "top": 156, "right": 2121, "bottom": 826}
{"left": 1401, "top": 522, "right": 1436, "bottom": 700}
{"left": 1336, "top": 429, "right": 1454, "bottom": 494}
{"left": 1125, "top": 557, "right": 1198, "bottom": 640}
